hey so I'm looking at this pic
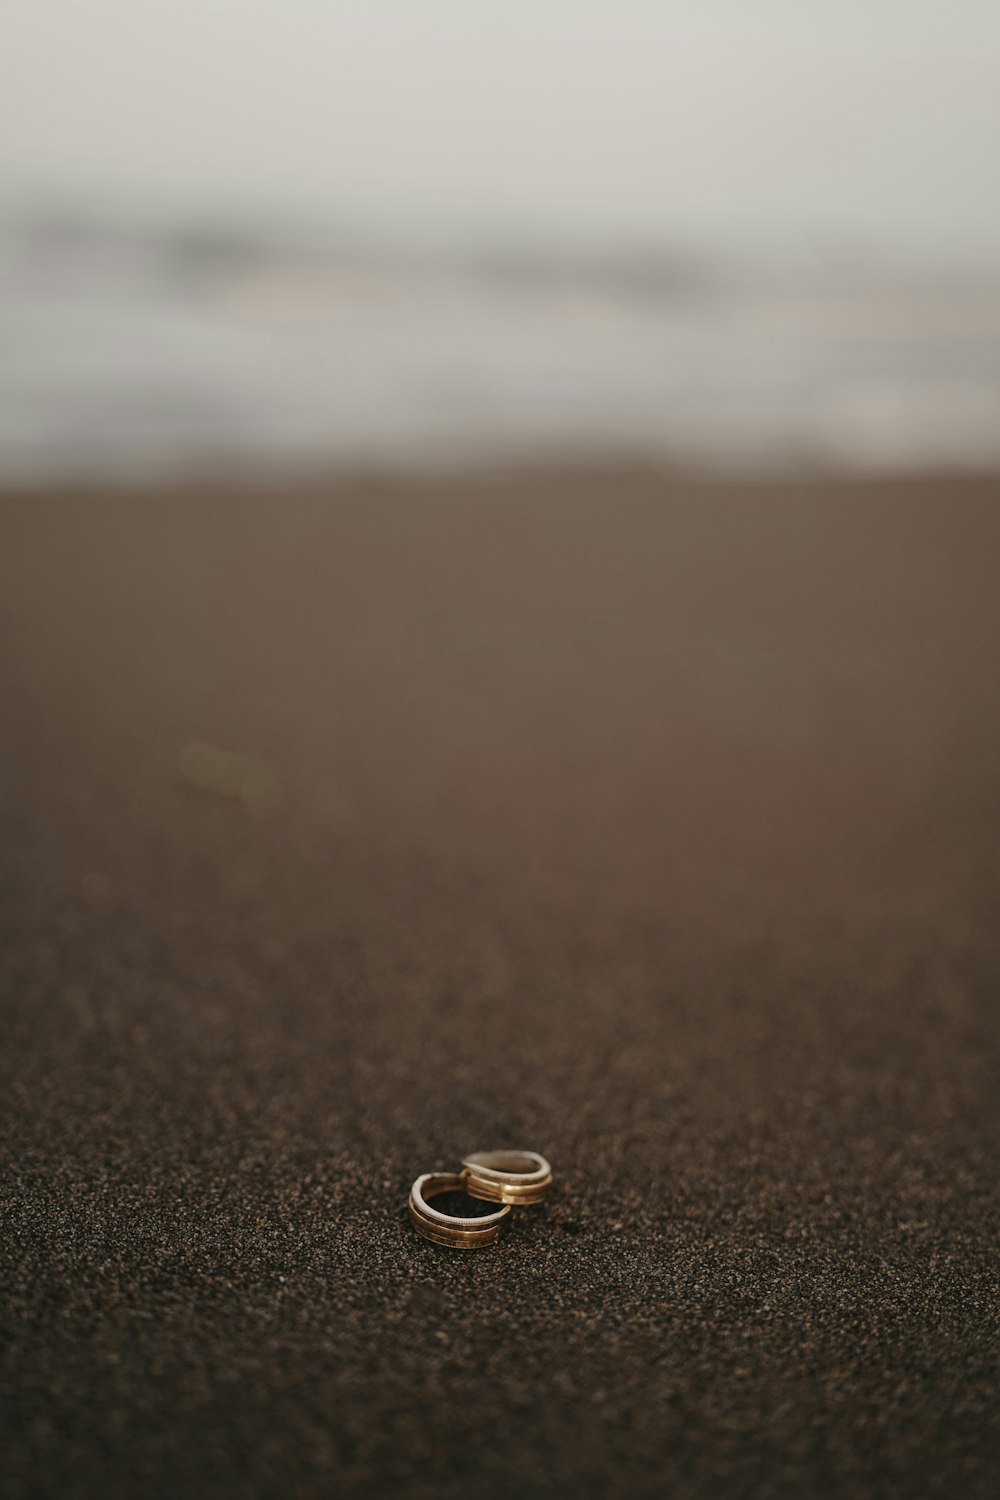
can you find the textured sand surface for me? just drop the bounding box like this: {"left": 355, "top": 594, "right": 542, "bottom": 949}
{"left": 2, "top": 471, "right": 998, "bottom": 1498}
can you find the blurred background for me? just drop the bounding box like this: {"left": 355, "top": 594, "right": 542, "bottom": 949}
{"left": 2, "top": 0, "right": 999, "bottom": 482}
{"left": 4, "top": 8, "right": 1000, "bottom": 1500}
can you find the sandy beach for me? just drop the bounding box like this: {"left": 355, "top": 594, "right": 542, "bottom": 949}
{"left": 2, "top": 467, "right": 999, "bottom": 1497}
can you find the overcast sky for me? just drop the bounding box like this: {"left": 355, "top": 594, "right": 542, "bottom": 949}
{"left": 3, "top": 0, "right": 999, "bottom": 258}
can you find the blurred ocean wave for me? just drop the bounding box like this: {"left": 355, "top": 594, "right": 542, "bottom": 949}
{"left": 2, "top": 211, "right": 999, "bottom": 483}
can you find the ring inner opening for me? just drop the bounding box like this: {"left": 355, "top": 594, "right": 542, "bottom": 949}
{"left": 467, "top": 1151, "right": 539, "bottom": 1174}
{"left": 424, "top": 1186, "right": 500, "bottom": 1219}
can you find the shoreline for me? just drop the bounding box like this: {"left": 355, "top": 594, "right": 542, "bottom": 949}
{"left": 3, "top": 455, "right": 1000, "bottom": 496}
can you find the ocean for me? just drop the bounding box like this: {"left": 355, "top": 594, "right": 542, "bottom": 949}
{"left": 2, "top": 215, "right": 999, "bottom": 483}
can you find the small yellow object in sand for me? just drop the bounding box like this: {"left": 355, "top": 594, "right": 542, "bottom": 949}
{"left": 178, "top": 742, "right": 280, "bottom": 815}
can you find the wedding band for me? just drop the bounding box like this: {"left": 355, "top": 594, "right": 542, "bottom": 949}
{"left": 461, "top": 1150, "right": 553, "bottom": 1205}
{"left": 408, "top": 1172, "right": 511, "bottom": 1249}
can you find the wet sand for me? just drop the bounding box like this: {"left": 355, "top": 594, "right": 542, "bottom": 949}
{"left": 2, "top": 468, "right": 999, "bottom": 1497}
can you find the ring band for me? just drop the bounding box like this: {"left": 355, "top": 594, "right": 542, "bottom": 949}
{"left": 408, "top": 1172, "right": 511, "bottom": 1249}
{"left": 461, "top": 1150, "right": 553, "bottom": 1205}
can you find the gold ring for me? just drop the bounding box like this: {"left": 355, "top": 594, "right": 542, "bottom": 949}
{"left": 461, "top": 1150, "right": 553, "bottom": 1205}
{"left": 408, "top": 1172, "right": 511, "bottom": 1249}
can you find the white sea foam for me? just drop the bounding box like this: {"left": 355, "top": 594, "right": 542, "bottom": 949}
{"left": 1, "top": 219, "right": 998, "bottom": 483}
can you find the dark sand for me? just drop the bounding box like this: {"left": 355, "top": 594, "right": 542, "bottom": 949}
{"left": 1, "top": 469, "right": 998, "bottom": 1498}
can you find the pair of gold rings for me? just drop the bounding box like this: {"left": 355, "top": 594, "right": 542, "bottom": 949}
{"left": 408, "top": 1150, "right": 553, "bottom": 1249}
